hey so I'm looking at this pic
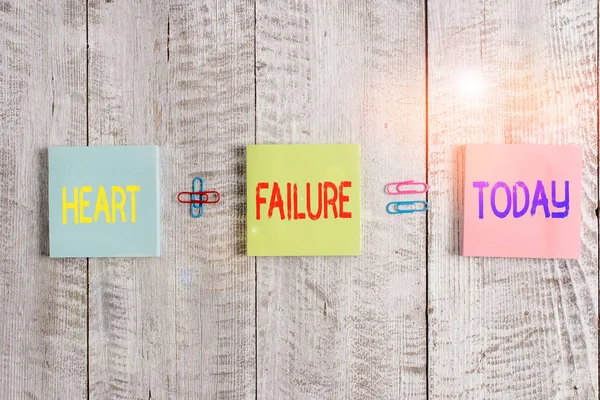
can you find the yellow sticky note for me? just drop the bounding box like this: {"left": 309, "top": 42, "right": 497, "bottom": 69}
{"left": 247, "top": 144, "right": 361, "bottom": 256}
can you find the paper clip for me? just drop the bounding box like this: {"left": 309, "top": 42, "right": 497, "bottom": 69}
{"left": 177, "top": 177, "right": 221, "bottom": 218}
{"left": 386, "top": 200, "right": 429, "bottom": 215}
{"left": 385, "top": 180, "right": 429, "bottom": 195}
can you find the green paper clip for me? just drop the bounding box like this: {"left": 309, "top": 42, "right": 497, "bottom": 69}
{"left": 386, "top": 200, "right": 428, "bottom": 214}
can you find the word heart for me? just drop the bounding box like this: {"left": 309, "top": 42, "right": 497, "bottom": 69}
{"left": 472, "top": 180, "right": 569, "bottom": 219}
{"left": 62, "top": 185, "right": 140, "bottom": 225}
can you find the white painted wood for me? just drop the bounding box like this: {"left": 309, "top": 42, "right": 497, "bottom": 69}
{"left": 427, "top": 0, "right": 598, "bottom": 398}
{"left": 0, "top": 0, "right": 88, "bottom": 398}
{"left": 3, "top": 1, "right": 599, "bottom": 398}
{"left": 255, "top": 1, "right": 427, "bottom": 398}
{"left": 87, "top": 0, "right": 255, "bottom": 398}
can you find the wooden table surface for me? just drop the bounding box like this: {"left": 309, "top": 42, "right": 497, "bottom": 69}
{"left": 0, "top": 0, "right": 598, "bottom": 399}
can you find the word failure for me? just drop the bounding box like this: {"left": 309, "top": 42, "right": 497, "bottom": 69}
{"left": 256, "top": 181, "right": 353, "bottom": 220}
{"left": 62, "top": 185, "right": 140, "bottom": 224}
{"left": 472, "top": 180, "right": 569, "bottom": 219}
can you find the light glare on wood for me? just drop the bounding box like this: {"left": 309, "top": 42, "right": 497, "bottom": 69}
{"left": 458, "top": 69, "right": 485, "bottom": 101}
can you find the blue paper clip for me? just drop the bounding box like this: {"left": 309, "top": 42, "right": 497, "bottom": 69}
{"left": 177, "top": 177, "right": 221, "bottom": 218}
{"left": 191, "top": 177, "right": 204, "bottom": 218}
{"left": 386, "top": 200, "right": 429, "bottom": 214}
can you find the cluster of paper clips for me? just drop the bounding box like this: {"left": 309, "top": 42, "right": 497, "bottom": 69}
{"left": 385, "top": 180, "right": 429, "bottom": 214}
{"left": 177, "top": 177, "right": 221, "bottom": 218}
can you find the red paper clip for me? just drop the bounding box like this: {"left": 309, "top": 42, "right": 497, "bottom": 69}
{"left": 177, "top": 177, "right": 221, "bottom": 218}
{"left": 385, "top": 180, "right": 429, "bottom": 195}
{"left": 177, "top": 191, "right": 221, "bottom": 204}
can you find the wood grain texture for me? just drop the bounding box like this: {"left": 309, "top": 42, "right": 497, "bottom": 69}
{"left": 87, "top": 0, "right": 255, "bottom": 399}
{"left": 0, "top": 0, "right": 88, "bottom": 399}
{"left": 3, "top": 1, "right": 600, "bottom": 398}
{"left": 255, "top": 1, "right": 427, "bottom": 398}
{"left": 427, "top": 0, "right": 599, "bottom": 398}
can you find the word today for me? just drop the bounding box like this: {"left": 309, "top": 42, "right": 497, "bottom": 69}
{"left": 62, "top": 185, "right": 140, "bottom": 225}
{"left": 472, "top": 180, "right": 569, "bottom": 219}
{"left": 256, "top": 181, "right": 353, "bottom": 221}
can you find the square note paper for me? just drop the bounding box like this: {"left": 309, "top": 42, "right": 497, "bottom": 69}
{"left": 49, "top": 146, "right": 160, "bottom": 257}
{"left": 247, "top": 144, "right": 361, "bottom": 256}
{"left": 462, "top": 144, "right": 582, "bottom": 259}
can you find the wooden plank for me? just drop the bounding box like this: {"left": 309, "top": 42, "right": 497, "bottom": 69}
{"left": 0, "top": 0, "right": 88, "bottom": 398}
{"left": 255, "top": 1, "right": 426, "bottom": 398}
{"left": 427, "top": 0, "right": 598, "bottom": 398}
{"left": 87, "top": 0, "right": 255, "bottom": 398}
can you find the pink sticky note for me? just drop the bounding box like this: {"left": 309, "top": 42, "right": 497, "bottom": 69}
{"left": 462, "top": 144, "right": 582, "bottom": 259}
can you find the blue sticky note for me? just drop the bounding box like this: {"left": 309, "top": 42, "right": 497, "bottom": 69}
{"left": 48, "top": 146, "right": 160, "bottom": 257}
